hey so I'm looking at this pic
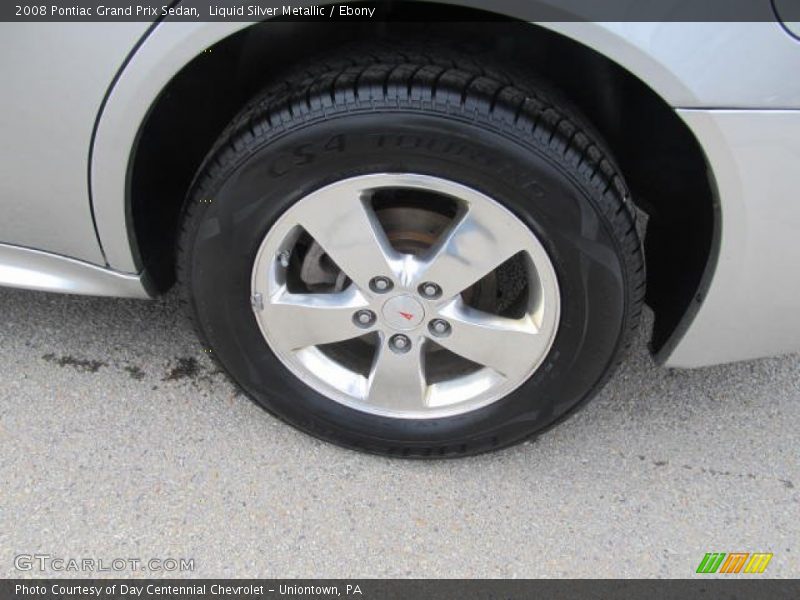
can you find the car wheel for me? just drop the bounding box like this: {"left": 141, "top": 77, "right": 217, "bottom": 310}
{"left": 178, "top": 45, "right": 644, "bottom": 457}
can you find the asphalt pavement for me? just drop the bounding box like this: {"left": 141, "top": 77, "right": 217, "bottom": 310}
{"left": 0, "top": 286, "right": 797, "bottom": 578}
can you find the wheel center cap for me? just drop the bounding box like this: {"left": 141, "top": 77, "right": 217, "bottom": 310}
{"left": 382, "top": 295, "right": 425, "bottom": 330}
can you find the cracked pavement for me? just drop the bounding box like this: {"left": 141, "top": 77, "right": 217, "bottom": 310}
{"left": 0, "top": 287, "right": 798, "bottom": 577}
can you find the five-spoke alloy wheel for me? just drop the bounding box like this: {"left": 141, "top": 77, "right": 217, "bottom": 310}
{"left": 251, "top": 174, "right": 560, "bottom": 419}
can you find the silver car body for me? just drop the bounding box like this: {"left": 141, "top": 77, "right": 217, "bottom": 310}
{"left": 1, "top": 16, "right": 799, "bottom": 368}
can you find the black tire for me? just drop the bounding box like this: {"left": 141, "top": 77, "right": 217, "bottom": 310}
{"left": 177, "top": 44, "right": 645, "bottom": 458}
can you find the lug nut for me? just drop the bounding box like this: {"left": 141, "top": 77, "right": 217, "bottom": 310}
{"left": 389, "top": 334, "right": 411, "bottom": 353}
{"left": 418, "top": 282, "right": 442, "bottom": 299}
{"left": 428, "top": 319, "right": 451, "bottom": 337}
{"left": 353, "top": 309, "right": 376, "bottom": 328}
{"left": 370, "top": 276, "right": 394, "bottom": 293}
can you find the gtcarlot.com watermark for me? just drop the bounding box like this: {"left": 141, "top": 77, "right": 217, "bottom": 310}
{"left": 14, "top": 554, "right": 195, "bottom": 573}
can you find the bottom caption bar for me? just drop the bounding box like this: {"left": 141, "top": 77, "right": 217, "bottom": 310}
{"left": 2, "top": 579, "right": 799, "bottom": 600}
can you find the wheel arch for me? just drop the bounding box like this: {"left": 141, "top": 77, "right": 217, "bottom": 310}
{"left": 91, "top": 3, "right": 718, "bottom": 357}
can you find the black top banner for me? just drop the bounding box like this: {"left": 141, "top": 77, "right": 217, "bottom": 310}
{"left": 3, "top": 0, "right": 799, "bottom": 22}
{"left": 2, "top": 579, "right": 800, "bottom": 600}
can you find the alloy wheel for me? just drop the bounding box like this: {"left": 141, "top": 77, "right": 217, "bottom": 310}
{"left": 250, "top": 173, "right": 560, "bottom": 419}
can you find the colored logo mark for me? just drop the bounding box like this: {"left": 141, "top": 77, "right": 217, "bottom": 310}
{"left": 696, "top": 552, "right": 773, "bottom": 574}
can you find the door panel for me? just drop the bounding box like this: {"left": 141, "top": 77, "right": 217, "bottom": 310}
{"left": 0, "top": 23, "right": 149, "bottom": 263}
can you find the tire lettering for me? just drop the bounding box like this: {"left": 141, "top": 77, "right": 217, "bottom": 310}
{"left": 292, "top": 143, "right": 315, "bottom": 166}
{"left": 268, "top": 135, "right": 347, "bottom": 177}
{"left": 324, "top": 134, "right": 346, "bottom": 152}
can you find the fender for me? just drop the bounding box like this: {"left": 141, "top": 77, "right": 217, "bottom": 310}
{"left": 88, "top": 12, "right": 705, "bottom": 272}
{"left": 91, "top": 8, "right": 800, "bottom": 271}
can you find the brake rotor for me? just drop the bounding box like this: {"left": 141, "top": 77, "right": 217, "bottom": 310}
{"left": 299, "top": 206, "right": 502, "bottom": 312}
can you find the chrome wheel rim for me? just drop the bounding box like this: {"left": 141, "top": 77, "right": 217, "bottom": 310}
{"left": 251, "top": 174, "right": 560, "bottom": 419}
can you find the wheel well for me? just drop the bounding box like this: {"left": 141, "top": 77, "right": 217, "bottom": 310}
{"left": 129, "top": 5, "right": 716, "bottom": 355}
